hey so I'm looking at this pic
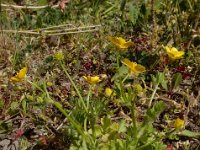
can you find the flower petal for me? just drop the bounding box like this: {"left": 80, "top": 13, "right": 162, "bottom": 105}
{"left": 10, "top": 67, "right": 28, "bottom": 82}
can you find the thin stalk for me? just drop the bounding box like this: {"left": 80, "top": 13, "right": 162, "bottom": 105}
{"left": 86, "top": 85, "right": 92, "bottom": 109}
{"left": 53, "top": 100, "right": 88, "bottom": 141}
{"left": 148, "top": 84, "right": 159, "bottom": 108}
{"left": 122, "top": 73, "right": 129, "bottom": 83}
{"left": 116, "top": 51, "right": 125, "bottom": 101}
{"left": 59, "top": 61, "right": 87, "bottom": 112}
{"left": 27, "top": 80, "right": 44, "bottom": 93}
{"left": 131, "top": 96, "right": 137, "bottom": 139}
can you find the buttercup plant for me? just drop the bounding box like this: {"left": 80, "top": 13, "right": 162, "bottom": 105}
{"left": 164, "top": 46, "right": 185, "bottom": 60}
{"left": 10, "top": 67, "right": 28, "bottom": 82}
{"left": 83, "top": 75, "right": 101, "bottom": 85}
{"left": 108, "top": 36, "right": 133, "bottom": 49}
{"left": 174, "top": 118, "right": 185, "bottom": 129}
{"left": 121, "top": 58, "right": 146, "bottom": 74}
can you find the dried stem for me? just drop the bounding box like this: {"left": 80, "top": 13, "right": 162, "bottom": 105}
{"left": 1, "top": 3, "right": 59, "bottom": 9}
{"left": 1, "top": 24, "right": 101, "bottom": 35}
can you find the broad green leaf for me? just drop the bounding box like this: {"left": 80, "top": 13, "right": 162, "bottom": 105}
{"left": 101, "top": 116, "right": 111, "bottom": 131}
{"left": 129, "top": 4, "right": 140, "bottom": 25}
{"left": 11, "top": 101, "right": 19, "bottom": 110}
{"left": 180, "top": 130, "right": 200, "bottom": 138}
{"left": 161, "top": 80, "right": 168, "bottom": 90}
{"left": 157, "top": 72, "right": 165, "bottom": 84}
{"left": 172, "top": 73, "right": 182, "bottom": 89}
{"left": 118, "top": 120, "right": 127, "bottom": 133}
{"left": 22, "top": 99, "right": 27, "bottom": 111}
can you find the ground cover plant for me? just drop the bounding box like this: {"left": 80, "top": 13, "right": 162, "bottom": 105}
{"left": 0, "top": 0, "right": 200, "bottom": 149}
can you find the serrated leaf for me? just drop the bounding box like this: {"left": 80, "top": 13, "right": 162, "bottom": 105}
{"left": 144, "top": 101, "right": 166, "bottom": 123}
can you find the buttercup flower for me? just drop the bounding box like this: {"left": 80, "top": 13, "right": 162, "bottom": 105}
{"left": 165, "top": 46, "right": 184, "bottom": 60}
{"left": 108, "top": 36, "right": 133, "bottom": 49}
{"left": 10, "top": 67, "right": 28, "bottom": 82}
{"left": 174, "top": 118, "right": 185, "bottom": 129}
{"left": 121, "top": 58, "right": 145, "bottom": 73}
{"left": 54, "top": 51, "right": 64, "bottom": 61}
{"left": 105, "top": 87, "right": 114, "bottom": 97}
{"left": 83, "top": 76, "right": 101, "bottom": 85}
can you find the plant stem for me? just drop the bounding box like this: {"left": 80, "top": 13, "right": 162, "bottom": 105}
{"left": 28, "top": 79, "right": 89, "bottom": 142}
{"left": 59, "top": 61, "right": 87, "bottom": 113}
{"left": 148, "top": 83, "right": 159, "bottom": 108}
{"left": 122, "top": 74, "right": 129, "bottom": 83}
{"left": 131, "top": 96, "right": 137, "bottom": 139}
{"left": 26, "top": 80, "right": 44, "bottom": 93}
{"left": 86, "top": 85, "right": 92, "bottom": 109}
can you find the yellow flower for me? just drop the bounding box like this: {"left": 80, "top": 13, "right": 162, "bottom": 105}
{"left": 54, "top": 51, "right": 64, "bottom": 61}
{"left": 174, "top": 118, "right": 185, "bottom": 129}
{"left": 121, "top": 58, "right": 146, "bottom": 73}
{"left": 10, "top": 67, "right": 28, "bottom": 82}
{"left": 105, "top": 87, "right": 114, "bottom": 97}
{"left": 134, "top": 84, "right": 144, "bottom": 93}
{"left": 108, "top": 36, "right": 133, "bottom": 49}
{"left": 83, "top": 75, "right": 101, "bottom": 85}
{"left": 165, "top": 46, "right": 184, "bottom": 60}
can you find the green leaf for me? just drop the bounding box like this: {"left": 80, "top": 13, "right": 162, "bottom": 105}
{"left": 101, "top": 116, "right": 111, "bottom": 131}
{"left": 156, "top": 72, "right": 165, "bottom": 84}
{"left": 180, "top": 130, "right": 200, "bottom": 138}
{"left": 144, "top": 101, "right": 166, "bottom": 123}
{"left": 0, "top": 99, "right": 4, "bottom": 109}
{"left": 171, "top": 73, "right": 182, "bottom": 89}
{"left": 22, "top": 99, "right": 27, "bottom": 112}
{"left": 111, "top": 65, "right": 128, "bottom": 81}
{"left": 118, "top": 120, "right": 127, "bottom": 133}
{"left": 161, "top": 80, "right": 168, "bottom": 90}
{"left": 37, "top": 0, "right": 48, "bottom": 5}
{"left": 120, "top": 0, "right": 127, "bottom": 11}
{"left": 11, "top": 101, "right": 19, "bottom": 111}
{"left": 129, "top": 4, "right": 140, "bottom": 25}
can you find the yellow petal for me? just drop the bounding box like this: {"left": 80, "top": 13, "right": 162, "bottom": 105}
{"left": 108, "top": 36, "right": 133, "bottom": 49}
{"left": 10, "top": 67, "right": 28, "bottom": 82}
{"left": 105, "top": 87, "right": 113, "bottom": 97}
{"left": 16, "top": 67, "right": 28, "bottom": 79}
{"left": 122, "top": 58, "right": 145, "bottom": 73}
{"left": 10, "top": 76, "right": 21, "bottom": 82}
{"left": 174, "top": 118, "right": 185, "bottom": 129}
{"left": 83, "top": 76, "right": 101, "bottom": 85}
{"left": 135, "top": 64, "right": 146, "bottom": 72}
{"left": 165, "top": 46, "right": 184, "bottom": 60}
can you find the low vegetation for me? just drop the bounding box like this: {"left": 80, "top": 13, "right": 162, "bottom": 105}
{"left": 0, "top": 0, "right": 200, "bottom": 149}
